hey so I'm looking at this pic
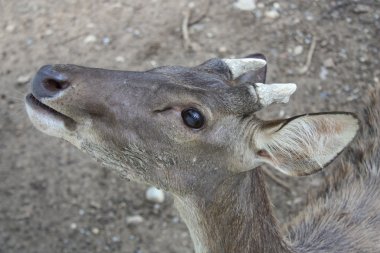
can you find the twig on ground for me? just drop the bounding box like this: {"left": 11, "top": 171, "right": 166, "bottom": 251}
{"left": 189, "top": 0, "right": 211, "bottom": 26}
{"left": 298, "top": 34, "right": 317, "bottom": 74}
{"left": 182, "top": 7, "right": 192, "bottom": 50}
{"left": 55, "top": 32, "right": 87, "bottom": 46}
{"left": 182, "top": 6, "right": 201, "bottom": 51}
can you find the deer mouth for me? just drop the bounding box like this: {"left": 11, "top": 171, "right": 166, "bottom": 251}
{"left": 25, "top": 93, "right": 77, "bottom": 132}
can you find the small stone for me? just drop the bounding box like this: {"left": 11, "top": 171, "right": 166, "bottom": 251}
{"left": 319, "top": 91, "right": 330, "bottom": 100}
{"left": 45, "top": 29, "right": 53, "bottom": 36}
{"left": 233, "top": 0, "right": 256, "bottom": 11}
{"left": 319, "top": 66, "right": 328, "bottom": 80}
{"left": 16, "top": 74, "right": 31, "bottom": 84}
{"left": 293, "top": 45, "right": 303, "bottom": 56}
{"left": 79, "top": 209, "right": 85, "bottom": 216}
{"left": 133, "top": 29, "right": 141, "bottom": 37}
{"left": 171, "top": 216, "right": 180, "bottom": 224}
{"left": 273, "top": 2, "right": 280, "bottom": 9}
{"left": 188, "top": 2, "right": 195, "bottom": 9}
{"left": 102, "top": 36, "right": 111, "bottom": 46}
{"left": 323, "top": 58, "right": 335, "bottom": 68}
{"left": 206, "top": 32, "right": 214, "bottom": 38}
{"left": 304, "top": 11, "right": 314, "bottom": 21}
{"left": 112, "top": 236, "right": 120, "bottom": 242}
{"left": 218, "top": 46, "right": 228, "bottom": 54}
{"left": 265, "top": 9, "right": 280, "bottom": 19}
{"left": 5, "top": 24, "right": 16, "bottom": 33}
{"left": 293, "top": 197, "right": 302, "bottom": 204}
{"left": 83, "top": 35, "right": 97, "bottom": 44}
{"left": 320, "top": 40, "right": 328, "bottom": 47}
{"left": 359, "top": 55, "right": 369, "bottom": 63}
{"left": 150, "top": 60, "right": 157, "bottom": 67}
{"left": 92, "top": 227, "right": 100, "bottom": 235}
{"left": 115, "top": 56, "right": 125, "bottom": 63}
{"left": 146, "top": 187, "right": 165, "bottom": 203}
{"left": 70, "top": 223, "right": 77, "bottom": 230}
{"left": 26, "top": 38, "right": 34, "bottom": 46}
{"left": 353, "top": 4, "right": 371, "bottom": 14}
{"left": 90, "top": 201, "right": 101, "bottom": 209}
{"left": 153, "top": 203, "right": 161, "bottom": 214}
{"left": 126, "top": 215, "right": 144, "bottom": 225}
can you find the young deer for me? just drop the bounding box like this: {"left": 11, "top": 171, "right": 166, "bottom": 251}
{"left": 25, "top": 54, "right": 380, "bottom": 253}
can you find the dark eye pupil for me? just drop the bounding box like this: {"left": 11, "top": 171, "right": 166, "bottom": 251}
{"left": 181, "top": 108, "right": 205, "bottom": 129}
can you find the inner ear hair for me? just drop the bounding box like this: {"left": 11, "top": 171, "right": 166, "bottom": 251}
{"left": 255, "top": 112, "right": 360, "bottom": 176}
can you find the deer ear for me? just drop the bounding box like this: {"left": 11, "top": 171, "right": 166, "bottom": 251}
{"left": 254, "top": 113, "right": 359, "bottom": 176}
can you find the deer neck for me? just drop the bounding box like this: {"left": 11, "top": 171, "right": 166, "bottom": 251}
{"left": 174, "top": 168, "right": 293, "bottom": 253}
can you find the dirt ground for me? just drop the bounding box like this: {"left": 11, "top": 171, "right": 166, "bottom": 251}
{"left": 0, "top": 0, "right": 379, "bottom": 252}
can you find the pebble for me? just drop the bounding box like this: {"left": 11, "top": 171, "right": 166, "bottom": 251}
{"left": 353, "top": 4, "right": 371, "bottom": 14}
{"left": 150, "top": 60, "right": 157, "bottom": 67}
{"left": 92, "top": 227, "right": 100, "bottom": 235}
{"left": 218, "top": 46, "right": 228, "bottom": 54}
{"left": 115, "top": 56, "right": 125, "bottom": 62}
{"left": 257, "top": 2, "right": 264, "bottom": 8}
{"left": 45, "top": 29, "right": 53, "bottom": 36}
{"left": 319, "top": 66, "right": 329, "bottom": 80}
{"left": 16, "top": 74, "right": 31, "bottom": 84}
{"left": 90, "top": 201, "right": 101, "bottom": 209}
{"left": 265, "top": 9, "right": 280, "bottom": 19}
{"left": 233, "top": 0, "right": 256, "bottom": 11}
{"left": 133, "top": 29, "right": 141, "bottom": 37}
{"left": 171, "top": 216, "right": 180, "bottom": 224}
{"left": 26, "top": 38, "right": 34, "bottom": 46}
{"left": 323, "top": 58, "right": 335, "bottom": 68}
{"left": 359, "top": 55, "right": 369, "bottom": 63}
{"left": 5, "top": 24, "right": 16, "bottom": 33}
{"left": 102, "top": 36, "right": 111, "bottom": 46}
{"left": 146, "top": 186, "right": 165, "bottom": 203}
{"left": 70, "top": 223, "right": 77, "bottom": 230}
{"left": 126, "top": 215, "right": 144, "bottom": 225}
{"left": 83, "top": 35, "right": 97, "bottom": 44}
{"left": 112, "top": 236, "right": 120, "bottom": 242}
{"left": 304, "top": 11, "right": 314, "bottom": 21}
{"left": 153, "top": 203, "right": 161, "bottom": 213}
{"left": 273, "top": 2, "right": 280, "bottom": 10}
{"left": 319, "top": 91, "right": 330, "bottom": 100}
{"left": 293, "top": 45, "right": 303, "bottom": 56}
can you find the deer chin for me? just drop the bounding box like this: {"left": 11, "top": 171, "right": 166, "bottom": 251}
{"left": 25, "top": 93, "right": 78, "bottom": 139}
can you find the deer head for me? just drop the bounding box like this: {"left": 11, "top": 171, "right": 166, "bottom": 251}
{"left": 25, "top": 54, "right": 359, "bottom": 195}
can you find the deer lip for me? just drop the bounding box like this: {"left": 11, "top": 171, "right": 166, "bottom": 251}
{"left": 25, "top": 93, "right": 77, "bottom": 131}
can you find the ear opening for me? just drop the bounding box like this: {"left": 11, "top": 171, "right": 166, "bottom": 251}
{"left": 255, "top": 113, "right": 360, "bottom": 176}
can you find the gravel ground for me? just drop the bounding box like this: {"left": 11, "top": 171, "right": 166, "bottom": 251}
{"left": 1, "top": 0, "right": 379, "bottom": 252}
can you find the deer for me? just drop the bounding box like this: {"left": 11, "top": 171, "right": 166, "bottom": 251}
{"left": 25, "top": 54, "right": 380, "bottom": 253}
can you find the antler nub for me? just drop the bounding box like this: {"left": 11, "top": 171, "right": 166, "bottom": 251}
{"left": 222, "top": 58, "right": 267, "bottom": 79}
{"left": 253, "top": 83, "right": 297, "bottom": 107}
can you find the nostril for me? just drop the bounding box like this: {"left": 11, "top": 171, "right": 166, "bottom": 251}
{"left": 43, "top": 78, "right": 69, "bottom": 92}
{"left": 32, "top": 65, "right": 71, "bottom": 99}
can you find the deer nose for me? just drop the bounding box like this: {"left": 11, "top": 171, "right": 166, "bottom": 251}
{"left": 32, "top": 65, "right": 70, "bottom": 99}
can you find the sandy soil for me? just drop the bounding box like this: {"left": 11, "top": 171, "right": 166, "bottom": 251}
{"left": 1, "top": 0, "right": 379, "bottom": 252}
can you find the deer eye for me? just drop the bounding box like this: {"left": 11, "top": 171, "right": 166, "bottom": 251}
{"left": 181, "top": 108, "right": 205, "bottom": 129}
